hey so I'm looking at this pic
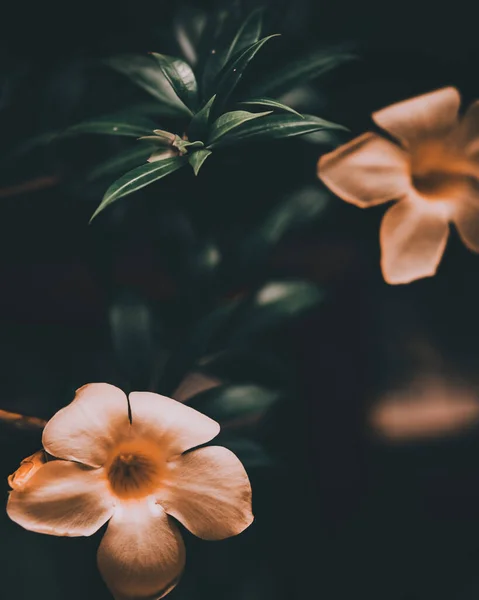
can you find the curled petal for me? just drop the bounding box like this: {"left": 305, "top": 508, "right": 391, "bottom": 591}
{"left": 157, "top": 446, "right": 253, "bottom": 541}
{"left": 373, "top": 87, "right": 461, "bottom": 148}
{"left": 128, "top": 392, "right": 220, "bottom": 456}
{"left": 8, "top": 450, "right": 48, "bottom": 491}
{"left": 98, "top": 501, "right": 185, "bottom": 600}
{"left": 318, "top": 132, "right": 410, "bottom": 208}
{"left": 380, "top": 196, "right": 450, "bottom": 284}
{"left": 43, "top": 383, "right": 130, "bottom": 467}
{"left": 7, "top": 460, "right": 113, "bottom": 536}
{"left": 452, "top": 195, "right": 479, "bottom": 252}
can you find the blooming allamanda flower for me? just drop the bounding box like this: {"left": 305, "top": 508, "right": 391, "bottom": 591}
{"left": 6, "top": 383, "right": 253, "bottom": 600}
{"left": 318, "top": 87, "right": 479, "bottom": 284}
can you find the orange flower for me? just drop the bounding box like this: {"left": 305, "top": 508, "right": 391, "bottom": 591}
{"left": 318, "top": 87, "right": 479, "bottom": 284}
{"left": 6, "top": 384, "right": 253, "bottom": 600}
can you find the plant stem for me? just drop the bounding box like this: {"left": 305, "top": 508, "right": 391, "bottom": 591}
{"left": 0, "top": 409, "right": 46, "bottom": 431}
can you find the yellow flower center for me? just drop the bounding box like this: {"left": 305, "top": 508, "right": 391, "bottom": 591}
{"left": 410, "top": 139, "right": 477, "bottom": 199}
{"left": 106, "top": 440, "right": 166, "bottom": 500}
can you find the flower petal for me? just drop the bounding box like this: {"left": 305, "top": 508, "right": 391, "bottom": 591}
{"left": 452, "top": 195, "right": 479, "bottom": 252}
{"left": 97, "top": 500, "right": 185, "bottom": 600}
{"left": 8, "top": 449, "right": 48, "bottom": 491}
{"left": 453, "top": 100, "right": 479, "bottom": 158}
{"left": 128, "top": 392, "right": 220, "bottom": 455}
{"left": 43, "top": 383, "right": 130, "bottom": 467}
{"left": 373, "top": 87, "right": 461, "bottom": 148}
{"left": 157, "top": 446, "right": 253, "bottom": 541}
{"left": 318, "top": 132, "right": 410, "bottom": 208}
{"left": 7, "top": 460, "right": 113, "bottom": 537}
{"left": 380, "top": 196, "right": 450, "bottom": 284}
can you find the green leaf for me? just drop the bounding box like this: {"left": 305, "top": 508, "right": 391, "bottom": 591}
{"left": 231, "top": 280, "right": 324, "bottom": 342}
{"left": 109, "top": 289, "right": 155, "bottom": 389}
{"left": 208, "top": 110, "right": 271, "bottom": 144}
{"left": 87, "top": 144, "right": 157, "bottom": 181}
{"left": 209, "top": 113, "right": 346, "bottom": 147}
{"left": 90, "top": 156, "right": 187, "bottom": 222}
{"left": 218, "top": 437, "right": 274, "bottom": 468}
{"left": 105, "top": 54, "right": 191, "bottom": 116}
{"left": 188, "top": 94, "right": 216, "bottom": 140}
{"left": 242, "top": 186, "right": 330, "bottom": 260}
{"left": 188, "top": 384, "right": 280, "bottom": 424}
{"left": 237, "top": 97, "right": 302, "bottom": 117}
{"left": 159, "top": 298, "right": 240, "bottom": 396}
{"left": 250, "top": 46, "right": 357, "bottom": 97}
{"left": 214, "top": 34, "right": 280, "bottom": 113}
{"left": 174, "top": 139, "right": 204, "bottom": 154}
{"left": 188, "top": 149, "right": 212, "bottom": 175}
{"left": 202, "top": 8, "right": 264, "bottom": 96}
{"left": 63, "top": 115, "right": 156, "bottom": 138}
{"left": 150, "top": 53, "right": 198, "bottom": 112}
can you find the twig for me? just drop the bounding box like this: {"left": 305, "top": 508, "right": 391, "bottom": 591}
{"left": 0, "top": 409, "right": 46, "bottom": 431}
{"left": 0, "top": 175, "right": 59, "bottom": 199}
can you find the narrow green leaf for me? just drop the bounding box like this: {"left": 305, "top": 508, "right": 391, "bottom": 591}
{"left": 188, "top": 94, "right": 216, "bottom": 140}
{"left": 242, "top": 186, "right": 330, "bottom": 260}
{"left": 202, "top": 8, "right": 264, "bottom": 96}
{"left": 208, "top": 110, "right": 271, "bottom": 144}
{"left": 237, "top": 97, "right": 302, "bottom": 117}
{"left": 188, "top": 384, "right": 280, "bottom": 424}
{"left": 214, "top": 34, "right": 280, "bottom": 112}
{"left": 174, "top": 139, "right": 204, "bottom": 154}
{"left": 105, "top": 54, "right": 191, "bottom": 116}
{"left": 188, "top": 149, "right": 212, "bottom": 175}
{"left": 231, "top": 280, "right": 324, "bottom": 342}
{"left": 87, "top": 144, "right": 157, "bottom": 181}
{"left": 250, "top": 46, "right": 357, "bottom": 97}
{"left": 90, "top": 156, "right": 187, "bottom": 222}
{"left": 63, "top": 115, "right": 156, "bottom": 138}
{"left": 209, "top": 113, "right": 346, "bottom": 147}
{"left": 150, "top": 53, "right": 198, "bottom": 112}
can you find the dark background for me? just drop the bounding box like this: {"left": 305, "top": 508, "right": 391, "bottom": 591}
{"left": 2, "top": 1, "right": 479, "bottom": 599}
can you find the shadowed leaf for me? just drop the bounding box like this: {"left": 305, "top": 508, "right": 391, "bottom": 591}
{"left": 202, "top": 8, "right": 264, "bottom": 97}
{"left": 188, "top": 384, "right": 280, "bottom": 424}
{"left": 105, "top": 54, "right": 191, "bottom": 116}
{"left": 189, "top": 149, "right": 212, "bottom": 175}
{"left": 209, "top": 113, "right": 346, "bottom": 147}
{"left": 150, "top": 53, "right": 198, "bottom": 112}
{"left": 250, "top": 46, "right": 357, "bottom": 97}
{"left": 237, "top": 97, "right": 302, "bottom": 116}
{"left": 90, "top": 156, "right": 187, "bottom": 221}
{"left": 188, "top": 94, "right": 216, "bottom": 140}
{"left": 87, "top": 144, "right": 157, "bottom": 181}
{"left": 208, "top": 110, "right": 271, "bottom": 144}
{"left": 214, "top": 34, "right": 280, "bottom": 113}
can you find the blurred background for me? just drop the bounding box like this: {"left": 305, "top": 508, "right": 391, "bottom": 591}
{"left": 2, "top": 1, "right": 479, "bottom": 599}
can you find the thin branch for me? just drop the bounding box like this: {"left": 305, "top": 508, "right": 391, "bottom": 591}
{"left": 0, "top": 175, "right": 59, "bottom": 199}
{"left": 0, "top": 409, "right": 46, "bottom": 431}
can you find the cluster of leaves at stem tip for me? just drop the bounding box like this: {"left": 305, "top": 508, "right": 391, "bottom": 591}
{"left": 44, "top": 8, "right": 353, "bottom": 221}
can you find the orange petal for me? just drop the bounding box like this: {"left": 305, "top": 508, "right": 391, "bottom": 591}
{"left": 370, "top": 376, "right": 479, "bottom": 441}
{"left": 380, "top": 196, "right": 450, "bottom": 284}
{"left": 8, "top": 449, "right": 47, "bottom": 491}
{"left": 97, "top": 501, "right": 185, "bottom": 600}
{"left": 373, "top": 87, "right": 461, "bottom": 149}
{"left": 128, "top": 392, "right": 220, "bottom": 455}
{"left": 452, "top": 99, "right": 479, "bottom": 158}
{"left": 318, "top": 132, "right": 410, "bottom": 208}
{"left": 7, "top": 460, "right": 113, "bottom": 536}
{"left": 43, "top": 383, "right": 130, "bottom": 467}
{"left": 452, "top": 196, "right": 479, "bottom": 252}
{"left": 157, "top": 446, "right": 253, "bottom": 541}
